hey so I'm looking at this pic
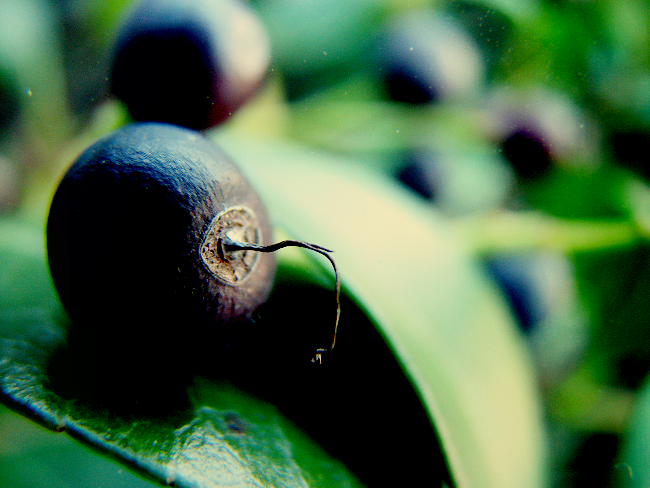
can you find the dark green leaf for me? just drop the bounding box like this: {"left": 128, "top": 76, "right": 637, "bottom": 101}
{"left": 0, "top": 404, "right": 158, "bottom": 488}
{"left": 0, "top": 218, "right": 364, "bottom": 488}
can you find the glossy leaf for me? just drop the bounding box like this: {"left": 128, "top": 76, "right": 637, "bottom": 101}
{"left": 0, "top": 217, "right": 364, "bottom": 488}
{"left": 0, "top": 404, "right": 159, "bottom": 488}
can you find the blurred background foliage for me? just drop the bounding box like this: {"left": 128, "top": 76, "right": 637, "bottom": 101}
{"left": 1, "top": 0, "right": 650, "bottom": 486}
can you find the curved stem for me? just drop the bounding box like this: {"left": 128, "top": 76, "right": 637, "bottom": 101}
{"left": 222, "top": 238, "right": 341, "bottom": 363}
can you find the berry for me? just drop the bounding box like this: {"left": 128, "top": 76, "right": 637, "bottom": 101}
{"left": 375, "top": 10, "right": 484, "bottom": 104}
{"left": 46, "top": 123, "right": 276, "bottom": 386}
{"left": 110, "top": 0, "right": 270, "bottom": 129}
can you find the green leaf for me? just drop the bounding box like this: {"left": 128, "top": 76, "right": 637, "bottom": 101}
{"left": 255, "top": 0, "right": 383, "bottom": 91}
{"left": 0, "top": 219, "right": 365, "bottom": 488}
{"left": 0, "top": 218, "right": 58, "bottom": 314}
{"left": 0, "top": 403, "right": 161, "bottom": 488}
{"left": 212, "top": 131, "right": 548, "bottom": 488}
{"left": 616, "top": 373, "right": 650, "bottom": 487}
{"left": 0, "top": 325, "right": 361, "bottom": 488}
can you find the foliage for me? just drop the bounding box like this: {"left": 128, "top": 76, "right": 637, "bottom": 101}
{"left": 1, "top": 0, "right": 650, "bottom": 487}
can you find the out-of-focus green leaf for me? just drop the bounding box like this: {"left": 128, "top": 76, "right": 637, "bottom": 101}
{"left": 213, "top": 131, "right": 547, "bottom": 488}
{"left": 253, "top": 0, "right": 389, "bottom": 98}
{"left": 286, "top": 97, "right": 515, "bottom": 214}
{"left": 573, "top": 243, "right": 650, "bottom": 389}
{"left": 453, "top": 211, "right": 638, "bottom": 255}
{"left": 0, "top": 0, "right": 72, "bottom": 142}
{"left": 0, "top": 404, "right": 159, "bottom": 488}
{"left": 479, "top": 0, "right": 541, "bottom": 24}
{"left": 524, "top": 166, "right": 631, "bottom": 220}
{"left": 0, "top": 219, "right": 58, "bottom": 314}
{"left": 616, "top": 373, "right": 650, "bottom": 487}
{"left": 256, "top": 0, "right": 378, "bottom": 72}
{"left": 288, "top": 98, "right": 487, "bottom": 156}
{"left": 622, "top": 175, "right": 650, "bottom": 238}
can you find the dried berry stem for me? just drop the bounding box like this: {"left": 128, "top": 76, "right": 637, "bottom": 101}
{"left": 221, "top": 237, "right": 341, "bottom": 363}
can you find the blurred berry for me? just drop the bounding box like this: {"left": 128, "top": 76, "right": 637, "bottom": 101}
{"left": 501, "top": 127, "right": 553, "bottom": 180}
{"left": 486, "top": 87, "right": 600, "bottom": 180}
{"left": 375, "top": 10, "right": 485, "bottom": 104}
{"left": 110, "top": 0, "right": 270, "bottom": 130}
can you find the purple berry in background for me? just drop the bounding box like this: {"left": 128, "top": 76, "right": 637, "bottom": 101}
{"left": 375, "top": 10, "right": 484, "bottom": 104}
{"left": 485, "top": 87, "right": 600, "bottom": 180}
{"left": 110, "top": 0, "right": 271, "bottom": 130}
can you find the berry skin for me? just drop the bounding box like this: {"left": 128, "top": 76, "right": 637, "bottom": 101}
{"left": 375, "top": 10, "right": 484, "bottom": 104}
{"left": 46, "top": 123, "right": 275, "bottom": 384}
{"left": 109, "top": 0, "right": 271, "bottom": 130}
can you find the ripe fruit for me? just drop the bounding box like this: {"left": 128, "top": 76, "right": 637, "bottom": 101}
{"left": 46, "top": 123, "right": 276, "bottom": 384}
{"left": 109, "top": 0, "right": 271, "bottom": 130}
{"left": 486, "top": 87, "right": 598, "bottom": 180}
{"left": 501, "top": 128, "right": 552, "bottom": 180}
{"left": 375, "top": 10, "right": 484, "bottom": 104}
{"left": 46, "top": 122, "right": 340, "bottom": 404}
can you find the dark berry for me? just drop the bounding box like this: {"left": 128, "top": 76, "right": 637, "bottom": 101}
{"left": 501, "top": 128, "right": 553, "bottom": 180}
{"left": 46, "top": 122, "right": 276, "bottom": 387}
{"left": 110, "top": 0, "right": 270, "bottom": 130}
{"left": 375, "top": 11, "right": 484, "bottom": 104}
